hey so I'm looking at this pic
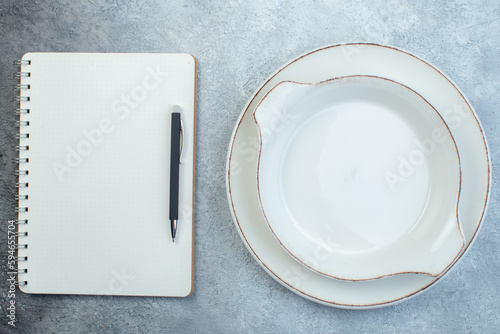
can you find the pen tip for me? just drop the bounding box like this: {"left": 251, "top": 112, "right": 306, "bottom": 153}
{"left": 171, "top": 220, "right": 177, "bottom": 243}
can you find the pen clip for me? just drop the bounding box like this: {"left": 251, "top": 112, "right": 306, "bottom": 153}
{"left": 179, "top": 119, "right": 184, "bottom": 164}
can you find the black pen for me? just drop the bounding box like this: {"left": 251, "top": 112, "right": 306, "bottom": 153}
{"left": 169, "top": 106, "right": 183, "bottom": 242}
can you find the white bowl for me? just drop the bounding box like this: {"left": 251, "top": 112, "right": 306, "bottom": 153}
{"left": 254, "top": 75, "right": 465, "bottom": 281}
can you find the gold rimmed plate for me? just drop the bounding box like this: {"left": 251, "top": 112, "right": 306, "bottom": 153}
{"left": 226, "top": 43, "right": 490, "bottom": 308}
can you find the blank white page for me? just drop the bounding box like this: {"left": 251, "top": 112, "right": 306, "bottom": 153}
{"left": 17, "top": 53, "right": 196, "bottom": 297}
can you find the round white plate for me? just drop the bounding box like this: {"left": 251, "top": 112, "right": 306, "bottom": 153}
{"left": 226, "top": 43, "right": 490, "bottom": 308}
{"left": 253, "top": 75, "right": 464, "bottom": 281}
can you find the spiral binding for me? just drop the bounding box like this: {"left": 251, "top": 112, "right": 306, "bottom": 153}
{"left": 14, "top": 96, "right": 30, "bottom": 102}
{"left": 15, "top": 58, "right": 31, "bottom": 288}
{"left": 14, "top": 60, "right": 31, "bottom": 66}
{"left": 10, "top": 269, "right": 28, "bottom": 273}
{"left": 14, "top": 72, "right": 31, "bottom": 78}
{"left": 11, "top": 232, "right": 28, "bottom": 237}
{"left": 15, "top": 108, "right": 30, "bottom": 115}
{"left": 15, "top": 84, "right": 31, "bottom": 90}
{"left": 15, "top": 145, "right": 29, "bottom": 151}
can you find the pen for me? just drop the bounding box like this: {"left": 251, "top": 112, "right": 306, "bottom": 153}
{"left": 169, "top": 106, "right": 183, "bottom": 242}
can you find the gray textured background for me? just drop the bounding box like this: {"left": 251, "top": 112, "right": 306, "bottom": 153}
{"left": 0, "top": 0, "right": 499, "bottom": 333}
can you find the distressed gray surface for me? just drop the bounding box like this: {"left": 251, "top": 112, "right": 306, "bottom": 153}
{"left": 0, "top": 0, "right": 499, "bottom": 333}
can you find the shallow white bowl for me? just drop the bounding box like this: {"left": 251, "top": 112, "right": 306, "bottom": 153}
{"left": 254, "top": 75, "right": 465, "bottom": 281}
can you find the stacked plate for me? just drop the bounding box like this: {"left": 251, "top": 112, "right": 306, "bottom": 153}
{"left": 226, "top": 43, "right": 490, "bottom": 308}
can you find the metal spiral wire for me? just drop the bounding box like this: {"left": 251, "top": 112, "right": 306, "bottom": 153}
{"left": 14, "top": 58, "right": 31, "bottom": 288}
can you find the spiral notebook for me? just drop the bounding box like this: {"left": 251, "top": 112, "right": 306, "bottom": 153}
{"left": 15, "top": 53, "right": 196, "bottom": 297}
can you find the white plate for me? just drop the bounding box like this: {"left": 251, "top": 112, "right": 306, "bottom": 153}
{"left": 254, "top": 75, "right": 464, "bottom": 281}
{"left": 226, "top": 43, "right": 490, "bottom": 308}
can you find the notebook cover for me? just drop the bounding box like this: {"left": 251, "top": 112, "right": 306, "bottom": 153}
{"left": 16, "top": 52, "right": 196, "bottom": 297}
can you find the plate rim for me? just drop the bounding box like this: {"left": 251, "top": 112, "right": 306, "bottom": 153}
{"left": 226, "top": 42, "right": 491, "bottom": 308}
